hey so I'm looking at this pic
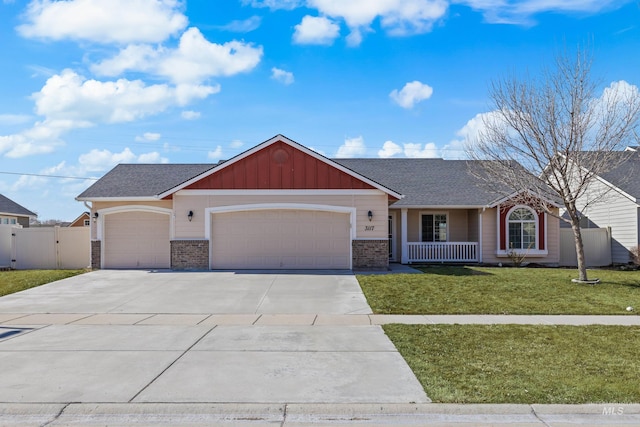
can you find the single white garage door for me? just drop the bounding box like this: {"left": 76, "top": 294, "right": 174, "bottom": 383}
{"left": 211, "top": 209, "right": 351, "bottom": 269}
{"left": 103, "top": 211, "right": 170, "bottom": 269}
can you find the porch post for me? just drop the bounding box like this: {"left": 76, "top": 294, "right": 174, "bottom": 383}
{"left": 401, "top": 208, "right": 408, "bottom": 264}
{"left": 478, "top": 208, "right": 483, "bottom": 263}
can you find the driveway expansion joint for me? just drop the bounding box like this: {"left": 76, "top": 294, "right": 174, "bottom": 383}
{"left": 127, "top": 325, "right": 217, "bottom": 403}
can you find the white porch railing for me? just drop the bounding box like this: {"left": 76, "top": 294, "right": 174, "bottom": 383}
{"left": 407, "top": 242, "right": 478, "bottom": 263}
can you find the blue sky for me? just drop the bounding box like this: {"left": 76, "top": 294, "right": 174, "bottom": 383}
{"left": 1, "top": 0, "right": 639, "bottom": 221}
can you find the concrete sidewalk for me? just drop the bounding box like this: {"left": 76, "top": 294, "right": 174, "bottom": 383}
{"left": 2, "top": 403, "right": 640, "bottom": 426}
{"left": 1, "top": 312, "right": 639, "bottom": 325}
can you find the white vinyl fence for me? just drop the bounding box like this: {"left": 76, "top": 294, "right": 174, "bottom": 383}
{"left": 2, "top": 226, "right": 90, "bottom": 270}
{"left": 559, "top": 228, "right": 612, "bottom": 267}
{"left": 0, "top": 225, "right": 17, "bottom": 268}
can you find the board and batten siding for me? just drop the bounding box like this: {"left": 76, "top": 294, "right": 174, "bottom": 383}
{"left": 578, "top": 179, "right": 639, "bottom": 264}
{"left": 173, "top": 192, "right": 389, "bottom": 239}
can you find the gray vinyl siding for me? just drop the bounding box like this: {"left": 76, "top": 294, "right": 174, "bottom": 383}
{"left": 578, "top": 180, "right": 639, "bottom": 264}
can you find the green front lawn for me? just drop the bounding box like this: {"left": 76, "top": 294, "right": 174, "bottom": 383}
{"left": 358, "top": 266, "right": 640, "bottom": 315}
{"left": 0, "top": 270, "right": 86, "bottom": 297}
{"left": 385, "top": 324, "right": 640, "bottom": 403}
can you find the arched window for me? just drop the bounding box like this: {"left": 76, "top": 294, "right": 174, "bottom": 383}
{"left": 507, "top": 207, "right": 536, "bottom": 250}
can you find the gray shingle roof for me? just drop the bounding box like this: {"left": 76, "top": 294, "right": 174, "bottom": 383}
{"left": 77, "top": 157, "right": 523, "bottom": 207}
{"left": 333, "top": 158, "right": 499, "bottom": 206}
{"left": 77, "top": 164, "right": 215, "bottom": 199}
{"left": 0, "top": 194, "right": 37, "bottom": 217}
{"left": 597, "top": 151, "right": 640, "bottom": 200}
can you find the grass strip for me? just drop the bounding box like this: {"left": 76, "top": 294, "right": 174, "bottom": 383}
{"left": 359, "top": 266, "right": 640, "bottom": 314}
{"left": 0, "top": 270, "right": 86, "bottom": 297}
{"left": 385, "top": 324, "right": 640, "bottom": 404}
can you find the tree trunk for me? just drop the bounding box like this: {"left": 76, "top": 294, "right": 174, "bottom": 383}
{"left": 570, "top": 218, "right": 588, "bottom": 281}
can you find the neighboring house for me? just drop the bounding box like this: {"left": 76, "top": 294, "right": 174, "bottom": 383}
{"left": 69, "top": 212, "right": 91, "bottom": 227}
{"left": 570, "top": 150, "right": 640, "bottom": 264}
{"left": 77, "top": 135, "right": 560, "bottom": 270}
{"left": 0, "top": 194, "right": 37, "bottom": 227}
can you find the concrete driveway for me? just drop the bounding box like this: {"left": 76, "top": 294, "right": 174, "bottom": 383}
{"left": 0, "top": 270, "right": 428, "bottom": 405}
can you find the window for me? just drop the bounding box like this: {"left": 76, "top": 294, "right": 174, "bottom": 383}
{"left": 421, "top": 214, "right": 447, "bottom": 242}
{"left": 10, "top": 219, "right": 16, "bottom": 225}
{"left": 84, "top": 219, "right": 91, "bottom": 226}
{"left": 508, "top": 207, "right": 536, "bottom": 250}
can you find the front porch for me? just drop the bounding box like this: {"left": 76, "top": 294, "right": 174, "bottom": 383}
{"left": 389, "top": 208, "right": 482, "bottom": 264}
{"left": 406, "top": 241, "right": 479, "bottom": 263}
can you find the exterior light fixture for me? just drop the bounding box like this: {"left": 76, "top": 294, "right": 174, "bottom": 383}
{"left": 188, "top": 210, "right": 194, "bottom": 222}
{"left": 93, "top": 212, "right": 99, "bottom": 222}
{"left": 368, "top": 210, "right": 373, "bottom": 221}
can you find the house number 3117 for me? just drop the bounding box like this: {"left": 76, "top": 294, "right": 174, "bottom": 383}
{"left": 365, "top": 225, "right": 375, "bottom": 231}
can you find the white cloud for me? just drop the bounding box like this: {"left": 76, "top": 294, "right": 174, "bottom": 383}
{"left": 403, "top": 142, "right": 439, "bottom": 158}
{"left": 455, "top": 0, "right": 628, "bottom": 25}
{"left": 443, "top": 111, "right": 504, "bottom": 160}
{"left": 241, "top": 0, "right": 302, "bottom": 10}
{"left": 271, "top": 67, "right": 295, "bottom": 85}
{"left": 92, "top": 28, "right": 263, "bottom": 85}
{"left": 335, "top": 136, "right": 366, "bottom": 158}
{"left": 181, "top": 110, "right": 201, "bottom": 120}
{"left": 208, "top": 145, "right": 223, "bottom": 160}
{"left": 390, "top": 80, "right": 434, "bottom": 109}
{"left": 0, "top": 132, "right": 62, "bottom": 158}
{"left": 593, "top": 80, "right": 640, "bottom": 116}
{"left": 78, "top": 148, "right": 137, "bottom": 171}
{"left": 17, "top": 0, "right": 187, "bottom": 44}
{"left": 90, "top": 44, "right": 159, "bottom": 76}
{"left": 138, "top": 152, "right": 168, "bottom": 163}
{"left": 77, "top": 147, "right": 168, "bottom": 173}
{"left": 32, "top": 70, "right": 208, "bottom": 125}
{"left": 1, "top": 70, "right": 216, "bottom": 158}
{"left": 378, "top": 140, "right": 402, "bottom": 158}
{"left": 230, "top": 139, "right": 245, "bottom": 148}
{"left": 135, "top": 132, "right": 161, "bottom": 142}
{"left": 293, "top": 15, "right": 340, "bottom": 45}
{"left": 306, "top": 0, "right": 448, "bottom": 44}
{"left": 217, "top": 16, "right": 262, "bottom": 32}
{"left": 377, "top": 140, "right": 440, "bottom": 158}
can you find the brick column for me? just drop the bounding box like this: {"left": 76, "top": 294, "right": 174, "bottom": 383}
{"left": 171, "top": 240, "right": 209, "bottom": 270}
{"left": 91, "top": 240, "right": 101, "bottom": 269}
{"left": 352, "top": 239, "right": 389, "bottom": 269}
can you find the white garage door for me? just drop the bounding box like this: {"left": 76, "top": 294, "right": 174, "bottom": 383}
{"left": 103, "top": 211, "right": 170, "bottom": 269}
{"left": 211, "top": 210, "right": 351, "bottom": 269}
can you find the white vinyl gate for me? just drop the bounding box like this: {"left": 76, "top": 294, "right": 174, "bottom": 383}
{"left": 10, "top": 226, "right": 90, "bottom": 269}
{"left": 559, "top": 228, "right": 612, "bottom": 267}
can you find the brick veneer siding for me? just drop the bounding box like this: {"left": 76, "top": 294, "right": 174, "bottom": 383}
{"left": 171, "top": 240, "right": 209, "bottom": 270}
{"left": 352, "top": 239, "right": 388, "bottom": 269}
{"left": 91, "top": 240, "right": 101, "bottom": 269}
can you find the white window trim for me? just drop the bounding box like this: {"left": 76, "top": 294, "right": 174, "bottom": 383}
{"left": 418, "top": 211, "right": 449, "bottom": 243}
{"left": 496, "top": 205, "right": 548, "bottom": 257}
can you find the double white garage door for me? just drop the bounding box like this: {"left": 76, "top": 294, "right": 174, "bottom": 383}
{"left": 103, "top": 209, "right": 351, "bottom": 269}
{"left": 211, "top": 210, "right": 351, "bottom": 269}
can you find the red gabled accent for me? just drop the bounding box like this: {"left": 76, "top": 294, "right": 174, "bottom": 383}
{"left": 185, "top": 140, "right": 377, "bottom": 190}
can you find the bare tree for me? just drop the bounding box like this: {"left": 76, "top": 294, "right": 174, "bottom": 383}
{"left": 467, "top": 48, "right": 640, "bottom": 281}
